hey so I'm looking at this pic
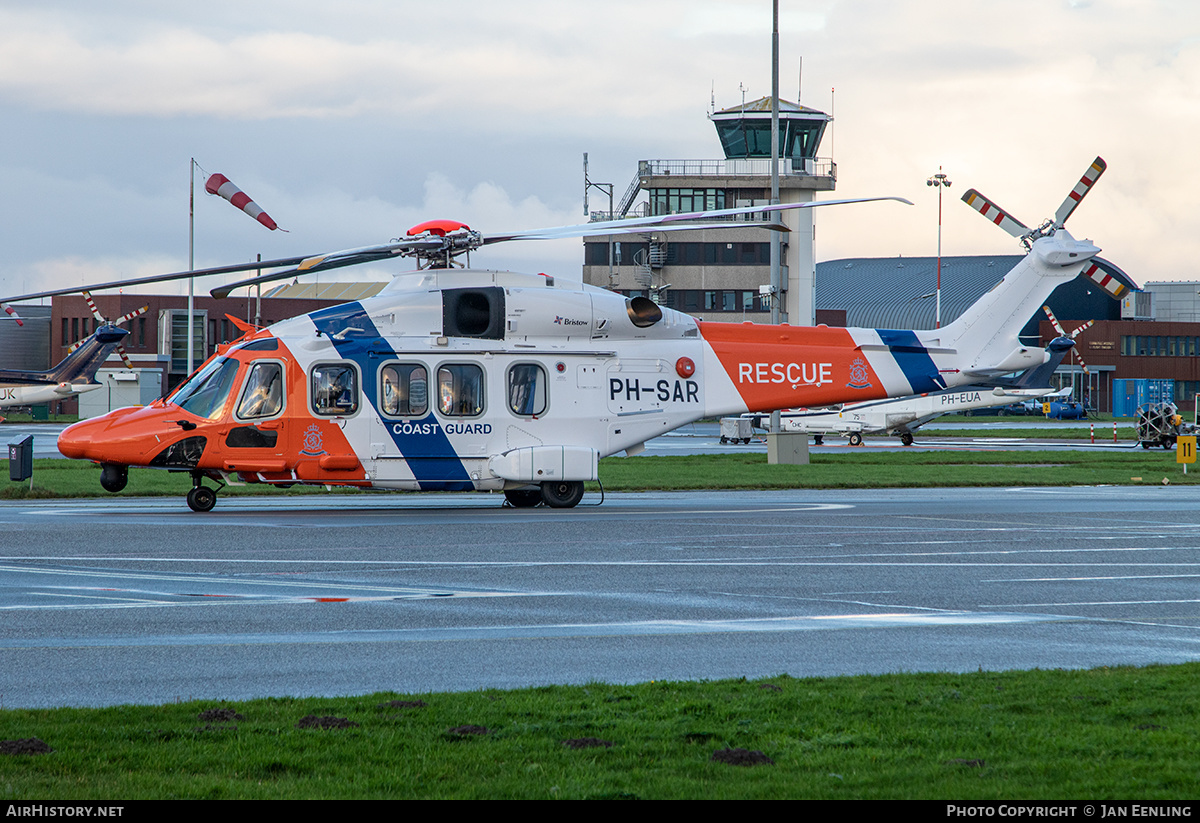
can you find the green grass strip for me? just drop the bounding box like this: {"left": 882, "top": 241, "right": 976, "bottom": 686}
{"left": 2, "top": 448, "right": 1195, "bottom": 500}
{"left": 1, "top": 666, "right": 1196, "bottom": 799}
{"left": 593, "top": 450, "right": 1195, "bottom": 490}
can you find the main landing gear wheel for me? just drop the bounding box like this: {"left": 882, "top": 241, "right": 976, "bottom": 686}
{"left": 186, "top": 485, "right": 217, "bottom": 513}
{"left": 99, "top": 463, "right": 128, "bottom": 493}
{"left": 813, "top": 434, "right": 824, "bottom": 445}
{"left": 540, "top": 480, "right": 585, "bottom": 509}
{"left": 848, "top": 432, "right": 863, "bottom": 447}
{"left": 504, "top": 489, "right": 542, "bottom": 508}
{"left": 900, "top": 432, "right": 914, "bottom": 447}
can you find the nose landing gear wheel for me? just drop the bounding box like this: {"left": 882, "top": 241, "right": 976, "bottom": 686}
{"left": 900, "top": 432, "right": 914, "bottom": 447}
{"left": 186, "top": 485, "right": 217, "bottom": 513}
{"left": 100, "top": 463, "right": 128, "bottom": 493}
{"left": 540, "top": 480, "right": 584, "bottom": 508}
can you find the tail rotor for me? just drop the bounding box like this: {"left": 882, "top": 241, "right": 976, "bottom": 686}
{"left": 1042, "top": 305, "right": 1095, "bottom": 374}
{"left": 961, "top": 156, "right": 1106, "bottom": 249}
{"left": 67, "top": 291, "right": 149, "bottom": 369}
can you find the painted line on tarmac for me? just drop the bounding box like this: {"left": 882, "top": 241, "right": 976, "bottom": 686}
{"left": 2, "top": 557, "right": 1198, "bottom": 570}
{"left": 983, "top": 597, "right": 1200, "bottom": 608}
{"left": 986, "top": 572, "right": 1200, "bottom": 582}
{"left": 0, "top": 610, "right": 1070, "bottom": 648}
{"left": 0, "top": 588, "right": 534, "bottom": 611}
{"left": 11, "top": 500, "right": 855, "bottom": 517}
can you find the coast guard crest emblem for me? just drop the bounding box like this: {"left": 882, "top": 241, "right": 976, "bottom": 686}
{"left": 847, "top": 358, "right": 872, "bottom": 390}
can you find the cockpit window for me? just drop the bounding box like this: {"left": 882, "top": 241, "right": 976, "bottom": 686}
{"left": 173, "top": 356, "right": 241, "bottom": 420}
{"left": 381, "top": 363, "right": 428, "bottom": 417}
{"left": 237, "top": 362, "right": 284, "bottom": 419}
{"left": 312, "top": 364, "right": 358, "bottom": 415}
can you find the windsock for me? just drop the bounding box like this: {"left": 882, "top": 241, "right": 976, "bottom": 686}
{"left": 3, "top": 304, "right": 22, "bottom": 326}
{"left": 204, "top": 173, "right": 280, "bottom": 231}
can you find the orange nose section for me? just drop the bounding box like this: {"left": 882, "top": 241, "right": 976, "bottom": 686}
{"left": 56, "top": 417, "right": 106, "bottom": 460}
{"left": 57, "top": 406, "right": 157, "bottom": 463}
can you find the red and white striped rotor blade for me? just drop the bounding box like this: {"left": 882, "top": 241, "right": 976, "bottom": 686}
{"left": 204, "top": 173, "right": 280, "bottom": 231}
{"left": 1053, "top": 157, "right": 1106, "bottom": 228}
{"left": 115, "top": 344, "right": 134, "bottom": 370}
{"left": 1069, "top": 319, "right": 1094, "bottom": 374}
{"left": 81, "top": 290, "right": 104, "bottom": 322}
{"left": 1043, "top": 305, "right": 1094, "bottom": 374}
{"left": 961, "top": 189, "right": 1029, "bottom": 239}
{"left": 2, "top": 304, "right": 22, "bottom": 326}
{"left": 1042, "top": 305, "right": 1067, "bottom": 336}
{"left": 114, "top": 305, "right": 149, "bottom": 325}
{"left": 1080, "top": 261, "right": 1129, "bottom": 299}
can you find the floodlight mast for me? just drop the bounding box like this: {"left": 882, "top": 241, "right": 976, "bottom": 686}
{"left": 927, "top": 168, "right": 952, "bottom": 329}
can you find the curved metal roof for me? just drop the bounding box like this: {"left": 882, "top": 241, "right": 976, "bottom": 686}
{"left": 815, "top": 255, "right": 1135, "bottom": 332}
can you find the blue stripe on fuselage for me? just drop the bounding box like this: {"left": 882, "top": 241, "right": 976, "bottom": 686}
{"left": 877, "top": 330, "right": 946, "bottom": 394}
{"left": 308, "top": 302, "right": 474, "bottom": 491}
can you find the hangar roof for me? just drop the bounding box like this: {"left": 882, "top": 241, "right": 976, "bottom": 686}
{"left": 815, "top": 255, "right": 1135, "bottom": 333}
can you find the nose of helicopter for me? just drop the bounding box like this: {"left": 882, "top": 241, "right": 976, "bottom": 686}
{"left": 56, "top": 416, "right": 105, "bottom": 460}
{"left": 56, "top": 405, "right": 150, "bottom": 462}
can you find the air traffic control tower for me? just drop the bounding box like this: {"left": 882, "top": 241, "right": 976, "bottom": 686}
{"left": 582, "top": 97, "right": 835, "bottom": 325}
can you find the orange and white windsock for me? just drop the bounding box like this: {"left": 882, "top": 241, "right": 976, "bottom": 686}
{"left": 2, "top": 304, "right": 22, "bottom": 326}
{"left": 204, "top": 173, "right": 280, "bottom": 231}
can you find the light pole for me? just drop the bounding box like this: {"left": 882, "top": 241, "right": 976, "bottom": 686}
{"left": 926, "top": 168, "right": 951, "bottom": 328}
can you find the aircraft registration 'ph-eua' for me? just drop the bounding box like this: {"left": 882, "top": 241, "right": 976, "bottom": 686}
{"left": 17, "top": 158, "right": 1121, "bottom": 511}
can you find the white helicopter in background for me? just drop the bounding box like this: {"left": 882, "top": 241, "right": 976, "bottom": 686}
{"left": 3, "top": 158, "right": 1125, "bottom": 511}
{"left": 0, "top": 325, "right": 130, "bottom": 411}
{"left": 738, "top": 336, "right": 1078, "bottom": 446}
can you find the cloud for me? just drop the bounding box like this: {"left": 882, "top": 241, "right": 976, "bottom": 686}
{"left": 5, "top": 0, "right": 1200, "bottom": 297}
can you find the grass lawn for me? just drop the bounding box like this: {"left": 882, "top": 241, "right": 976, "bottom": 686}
{"left": 2, "top": 666, "right": 1196, "bottom": 800}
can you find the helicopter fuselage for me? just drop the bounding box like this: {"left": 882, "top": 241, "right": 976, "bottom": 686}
{"left": 56, "top": 259, "right": 1076, "bottom": 509}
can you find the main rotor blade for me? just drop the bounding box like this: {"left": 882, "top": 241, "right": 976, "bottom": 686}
{"left": 3, "top": 196, "right": 912, "bottom": 304}
{"left": 482, "top": 196, "right": 912, "bottom": 243}
{"left": 961, "top": 189, "right": 1030, "bottom": 239}
{"left": 499, "top": 220, "right": 793, "bottom": 242}
{"left": 1053, "top": 156, "right": 1106, "bottom": 228}
{"left": 209, "top": 239, "right": 445, "bottom": 299}
{"left": 0, "top": 254, "right": 317, "bottom": 304}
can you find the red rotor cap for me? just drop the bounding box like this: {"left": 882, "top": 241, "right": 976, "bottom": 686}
{"left": 407, "top": 219, "right": 470, "bottom": 237}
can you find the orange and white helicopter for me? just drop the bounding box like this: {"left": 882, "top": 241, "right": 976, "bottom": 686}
{"left": 7, "top": 158, "right": 1121, "bottom": 511}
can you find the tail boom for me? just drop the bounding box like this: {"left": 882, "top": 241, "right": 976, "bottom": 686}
{"left": 697, "top": 231, "right": 1099, "bottom": 417}
{"left": 697, "top": 322, "right": 963, "bottom": 416}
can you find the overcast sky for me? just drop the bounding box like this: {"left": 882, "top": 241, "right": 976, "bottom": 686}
{"left": 2, "top": 0, "right": 1198, "bottom": 301}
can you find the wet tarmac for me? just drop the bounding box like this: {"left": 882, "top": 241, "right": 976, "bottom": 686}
{"left": 1, "top": 487, "right": 1197, "bottom": 708}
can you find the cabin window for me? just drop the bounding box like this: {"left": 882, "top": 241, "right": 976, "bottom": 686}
{"left": 437, "top": 364, "right": 484, "bottom": 417}
{"left": 173, "top": 356, "right": 241, "bottom": 420}
{"left": 311, "top": 364, "right": 359, "bottom": 416}
{"left": 236, "top": 362, "right": 284, "bottom": 419}
{"left": 381, "top": 363, "right": 429, "bottom": 417}
{"left": 507, "top": 363, "right": 547, "bottom": 416}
